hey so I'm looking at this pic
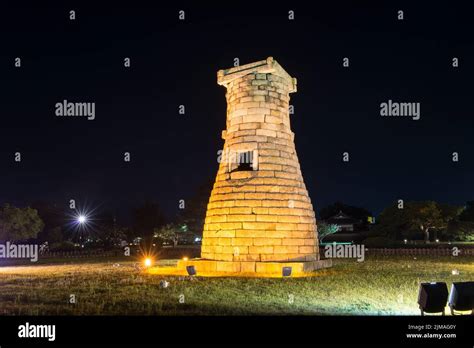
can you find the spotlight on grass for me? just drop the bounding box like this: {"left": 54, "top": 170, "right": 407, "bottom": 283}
{"left": 282, "top": 267, "right": 292, "bottom": 277}
{"left": 144, "top": 258, "right": 152, "bottom": 268}
{"left": 417, "top": 282, "right": 448, "bottom": 316}
{"left": 449, "top": 282, "right": 474, "bottom": 315}
{"left": 186, "top": 265, "right": 196, "bottom": 276}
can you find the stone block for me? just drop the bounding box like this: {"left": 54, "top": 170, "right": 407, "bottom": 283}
{"left": 252, "top": 96, "right": 266, "bottom": 102}
{"left": 299, "top": 246, "right": 315, "bottom": 254}
{"left": 213, "top": 253, "right": 234, "bottom": 261}
{"left": 242, "top": 222, "right": 277, "bottom": 230}
{"left": 256, "top": 129, "right": 277, "bottom": 137}
{"left": 244, "top": 193, "right": 266, "bottom": 200}
{"left": 240, "top": 262, "right": 256, "bottom": 272}
{"left": 226, "top": 214, "right": 256, "bottom": 222}
{"left": 252, "top": 207, "right": 269, "bottom": 214}
{"left": 234, "top": 200, "right": 262, "bottom": 207}
{"left": 218, "top": 238, "right": 232, "bottom": 246}
{"left": 256, "top": 215, "right": 279, "bottom": 222}
{"left": 260, "top": 254, "right": 287, "bottom": 262}
{"left": 281, "top": 238, "right": 305, "bottom": 246}
{"left": 216, "top": 261, "right": 241, "bottom": 272}
{"left": 253, "top": 237, "right": 282, "bottom": 246}
{"left": 211, "top": 230, "right": 236, "bottom": 238}
{"left": 275, "top": 223, "right": 298, "bottom": 231}
{"left": 242, "top": 114, "right": 265, "bottom": 123}
{"left": 232, "top": 185, "right": 257, "bottom": 193}
{"left": 236, "top": 230, "right": 267, "bottom": 238}
{"left": 234, "top": 254, "right": 260, "bottom": 262}
{"left": 232, "top": 237, "right": 254, "bottom": 246}
{"left": 229, "top": 207, "right": 252, "bottom": 214}
{"left": 230, "top": 171, "right": 254, "bottom": 180}
{"left": 274, "top": 246, "right": 299, "bottom": 254}
{"left": 249, "top": 246, "right": 274, "bottom": 254}
{"left": 265, "top": 115, "right": 282, "bottom": 124}
{"left": 205, "top": 215, "right": 227, "bottom": 223}
{"left": 239, "top": 122, "right": 262, "bottom": 130}
{"left": 265, "top": 230, "right": 290, "bottom": 238}
{"left": 277, "top": 215, "right": 301, "bottom": 223}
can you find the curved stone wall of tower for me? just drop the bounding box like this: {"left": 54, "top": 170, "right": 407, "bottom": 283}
{"left": 201, "top": 57, "right": 319, "bottom": 263}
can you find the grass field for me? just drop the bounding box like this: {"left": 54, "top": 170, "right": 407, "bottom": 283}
{"left": 0, "top": 255, "right": 473, "bottom": 315}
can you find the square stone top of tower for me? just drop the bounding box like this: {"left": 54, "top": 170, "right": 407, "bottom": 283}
{"left": 217, "top": 57, "right": 297, "bottom": 93}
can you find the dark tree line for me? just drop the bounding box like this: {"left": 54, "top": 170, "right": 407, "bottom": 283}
{"left": 370, "top": 201, "right": 473, "bottom": 243}
{"left": 319, "top": 200, "right": 474, "bottom": 243}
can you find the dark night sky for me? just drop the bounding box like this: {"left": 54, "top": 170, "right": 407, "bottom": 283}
{"left": 0, "top": 1, "right": 473, "bottom": 222}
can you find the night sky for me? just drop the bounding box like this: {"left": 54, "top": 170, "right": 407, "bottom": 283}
{"left": 1, "top": 1, "right": 473, "bottom": 221}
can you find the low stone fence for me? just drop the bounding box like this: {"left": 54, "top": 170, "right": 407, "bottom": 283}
{"left": 319, "top": 247, "right": 474, "bottom": 256}
{"left": 39, "top": 246, "right": 474, "bottom": 259}
{"left": 40, "top": 250, "right": 120, "bottom": 259}
{"left": 39, "top": 246, "right": 201, "bottom": 260}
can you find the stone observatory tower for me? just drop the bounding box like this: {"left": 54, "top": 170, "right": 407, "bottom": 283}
{"left": 178, "top": 57, "right": 331, "bottom": 275}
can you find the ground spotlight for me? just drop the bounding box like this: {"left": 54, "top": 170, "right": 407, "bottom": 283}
{"left": 448, "top": 282, "right": 474, "bottom": 315}
{"left": 186, "top": 265, "right": 196, "bottom": 276}
{"left": 282, "top": 267, "right": 292, "bottom": 277}
{"left": 417, "top": 282, "right": 448, "bottom": 315}
{"left": 144, "top": 258, "right": 152, "bottom": 268}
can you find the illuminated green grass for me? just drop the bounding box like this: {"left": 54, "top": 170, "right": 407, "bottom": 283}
{"left": 0, "top": 255, "right": 472, "bottom": 315}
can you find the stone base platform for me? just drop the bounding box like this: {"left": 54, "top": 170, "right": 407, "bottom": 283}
{"left": 173, "top": 258, "right": 332, "bottom": 277}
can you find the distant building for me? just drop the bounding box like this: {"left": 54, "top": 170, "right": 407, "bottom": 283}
{"left": 325, "top": 211, "right": 361, "bottom": 232}
{"left": 177, "top": 232, "right": 201, "bottom": 245}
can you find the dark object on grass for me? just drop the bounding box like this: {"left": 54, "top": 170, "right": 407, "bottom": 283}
{"left": 418, "top": 282, "right": 448, "bottom": 315}
{"left": 449, "top": 282, "right": 474, "bottom": 315}
{"left": 186, "top": 265, "right": 196, "bottom": 276}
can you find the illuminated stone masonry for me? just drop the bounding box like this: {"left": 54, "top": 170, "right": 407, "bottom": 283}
{"left": 178, "top": 57, "right": 332, "bottom": 275}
